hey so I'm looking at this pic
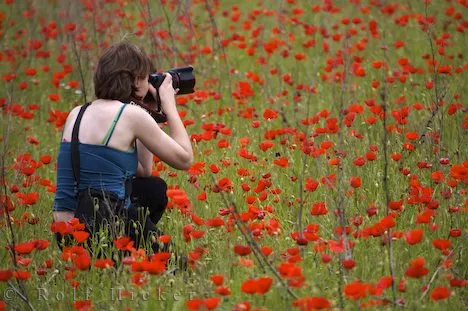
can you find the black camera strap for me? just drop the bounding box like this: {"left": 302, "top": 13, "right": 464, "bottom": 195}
{"left": 71, "top": 102, "right": 91, "bottom": 195}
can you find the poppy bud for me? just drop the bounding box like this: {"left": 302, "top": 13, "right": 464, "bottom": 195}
{"left": 439, "top": 158, "right": 450, "bottom": 165}
{"left": 296, "top": 237, "right": 308, "bottom": 246}
{"left": 449, "top": 229, "right": 461, "bottom": 237}
{"left": 367, "top": 207, "right": 377, "bottom": 217}
{"left": 321, "top": 254, "right": 332, "bottom": 263}
{"left": 343, "top": 258, "right": 356, "bottom": 269}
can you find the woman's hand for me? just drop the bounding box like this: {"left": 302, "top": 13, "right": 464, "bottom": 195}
{"left": 147, "top": 73, "right": 179, "bottom": 114}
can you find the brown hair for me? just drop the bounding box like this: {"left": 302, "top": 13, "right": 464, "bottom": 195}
{"left": 94, "top": 41, "right": 152, "bottom": 101}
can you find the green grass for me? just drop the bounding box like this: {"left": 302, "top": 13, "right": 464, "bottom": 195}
{"left": 0, "top": 0, "right": 467, "bottom": 310}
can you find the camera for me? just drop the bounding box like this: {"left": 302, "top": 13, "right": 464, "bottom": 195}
{"left": 142, "top": 66, "right": 195, "bottom": 123}
{"left": 150, "top": 66, "right": 195, "bottom": 95}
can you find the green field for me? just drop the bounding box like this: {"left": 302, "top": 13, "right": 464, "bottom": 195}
{"left": 0, "top": 0, "right": 467, "bottom": 310}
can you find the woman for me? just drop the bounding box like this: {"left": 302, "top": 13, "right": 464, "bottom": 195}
{"left": 53, "top": 41, "right": 193, "bottom": 251}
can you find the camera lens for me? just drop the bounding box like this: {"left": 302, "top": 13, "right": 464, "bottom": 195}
{"left": 169, "top": 66, "right": 195, "bottom": 95}
{"left": 144, "top": 66, "right": 195, "bottom": 104}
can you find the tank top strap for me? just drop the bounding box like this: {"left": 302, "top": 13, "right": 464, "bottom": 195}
{"left": 101, "top": 104, "right": 127, "bottom": 146}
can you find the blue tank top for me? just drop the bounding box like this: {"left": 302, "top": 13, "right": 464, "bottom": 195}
{"left": 53, "top": 142, "right": 138, "bottom": 212}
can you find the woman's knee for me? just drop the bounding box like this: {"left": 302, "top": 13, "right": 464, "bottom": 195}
{"left": 132, "top": 176, "right": 167, "bottom": 197}
{"left": 131, "top": 176, "right": 168, "bottom": 212}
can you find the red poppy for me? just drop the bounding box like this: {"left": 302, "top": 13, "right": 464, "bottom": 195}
{"left": 304, "top": 178, "right": 319, "bottom": 192}
{"left": 240, "top": 278, "right": 257, "bottom": 295}
{"left": 259, "top": 140, "right": 274, "bottom": 151}
{"left": 14, "top": 241, "right": 35, "bottom": 255}
{"left": 342, "top": 258, "right": 355, "bottom": 270}
{"left": 216, "top": 177, "right": 233, "bottom": 192}
{"left": 416, "top": 209, "right": 435, "bottom": 224}
{"left": 405, "top": 257, "right": 429, "bottom": 278}
{"left": 186, "top": 299, "right": 203, "bottom": 311}
{"left": 74, "top": 253, "right": 91, "bottom": 271}
{"left": 25, "top": 68, "right": 37, "bottom": 76}
{"left": 40, "top": 155, "right": 52, "bottom": 164}
{"left": 377, "top": 276, "right": 393, "bottom": 289}
{"left": 113, "top": 237, "right": 134, "bottom": 251}
{"left": 210, "top": 274, "right": 224, "bottom": 286}
{"left": 321, "top": 173, "right": 336, "bottom": 188}
{"left": 203, "top": 297, "right": 221, "bottom": 310}
{"left": 320, "top": 254, "right": 332, "bottom": 264}
{"left": 263, "top": 108, "right": 279, "bottom": 120}
{"left": 190, "top": 230, "right": 205, "bottom": 239}
{"left": 94, "top": 258, "right": 114, "bottom": 269}
{"left": 344, "top": 280, "right": 368, "bottom": 300}
{"left": 72, "top": 231, "right": 90, "bottom": 244}
{"left": 241, "top": 276, "right": 273, "bottom": 295}
{"left": 405, "top": 229, "right": 423, "bottom": 245}
{"left": 48, "top": 93, "right": 60, "bottom": 102}
{"left": 349, "top": 176, "right": 362, "bottom": 188}
{"left": 158, "top": 235, "right": 172, "bottom": 244}
{"left": 188, "top": 162, "right": 205, "bottom": 175}
{"left": 13, "top": 270, "right": 31, "bottom": 280}
{"left": 209, "top": 164, "right": 220, "bottom": 173}
{"left": 50, "top": 221, "right": 72, "bottom": 235}
{"left": 34, "top": 240, "right": 50, "bottom": 250}
{"left": 197, "top": 192, "right": 207, "bottom": 201}
{"left": 215, "top": 286, "right": 231, "bottom": 296}
{"left": 131, "top": 273, "right": 147, "bottom": 287}
{"left": 449, "top": 229, "right": 461, "bottom": 238}
{"left": 389, "top": 200, "right": 403, "bottom": 211}
{"left": 0, "top": 269, "right": 13, "bottom": 281}
{"left": 398, "top": 279, "right": 406, "bottom": 292}
{"left": 432, "top": 239, "right": 451, "bottom": 251}
{"left": 430, "top": 286, "right": 451, "bottom": 301}
{"left": 450, "top": 164, "right": 468, "bottom": 181}
{"left": 310, "top": 202, "right": 328, "bottom": 216}
{"left": 379, "top": 215, "right": 395, "bottom": 230}
{"left": 293, "top": 296, "right": 331, "bottom": 310}
{"left": 142, "top": 259, "right": 166, "bottom": 275}
{"left": 257, "top": 277, "right": 273, "bottom": 294}
{"left": 238, "top": 258, "right": 254, "bottom": 268}
{"left": 217, "top": 139, "right": 230, "bottom": 148}
{"left": 188, "top": 214, "right": 203, "bottom": 227}
{"left": 17, "top": 192, "right": 39, "bottom": 205}
{"left": 405, "top": 132, "right": 418, "bottom": 140}
{"left": 234, "top": 245, "right": 251, "bottom": 256}
{"left": 72, "top": 300, "right": 93, "bottom": 311}
{"left": 186, "top": 297, "right": 220, "bottom": 311}
{"left": 353, "top": 157, "right": 366, "bottom": 166}
{"left": 233, "top": 81, "right": 255, "bottom": 99}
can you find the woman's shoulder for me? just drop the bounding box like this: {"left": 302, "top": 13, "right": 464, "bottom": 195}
{"left": 125, "top": 101, "right": 150, "bottom": 113}
{"left": 67, "top": 100, "right": 153, "bottom": 125}
{"left": 63, "top": 105, "right": 81, "bottom": 128}
{"left": 123, "top": 101, "right": 155, "bottom": 121}
{"left": 69, "top": 105, "right": 82, "bottom": 115}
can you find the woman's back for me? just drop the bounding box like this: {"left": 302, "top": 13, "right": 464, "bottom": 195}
{"left": 54, "top": 100, "right": 138, "bottom": 212}
{"left": 54, "top": 142, "right": 137, "bottom": 212}
{"left": 61, "top": 100, "right": 136, "bottom": 152}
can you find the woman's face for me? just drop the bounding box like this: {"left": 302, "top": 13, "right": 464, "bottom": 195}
{"left": 134, "top": 75, "right": 150, "bottom": 99}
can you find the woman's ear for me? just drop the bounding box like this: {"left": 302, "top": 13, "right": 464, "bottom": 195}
{"left": 134, "top": 77, "right": 141, "bottom": 88}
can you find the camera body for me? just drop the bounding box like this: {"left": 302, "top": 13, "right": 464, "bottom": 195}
{"left": 142, "top": 66, "right": 195, "bottom": 123}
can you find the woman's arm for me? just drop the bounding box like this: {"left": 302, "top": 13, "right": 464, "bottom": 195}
{"left": 136, "top": 139, "right": 153, "bottom": 176}
{"left": 129, "top": 110, "right": 193, "bottom": 170}
{"left": 128, "top": 75, "right": 193, "bottom": 170}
